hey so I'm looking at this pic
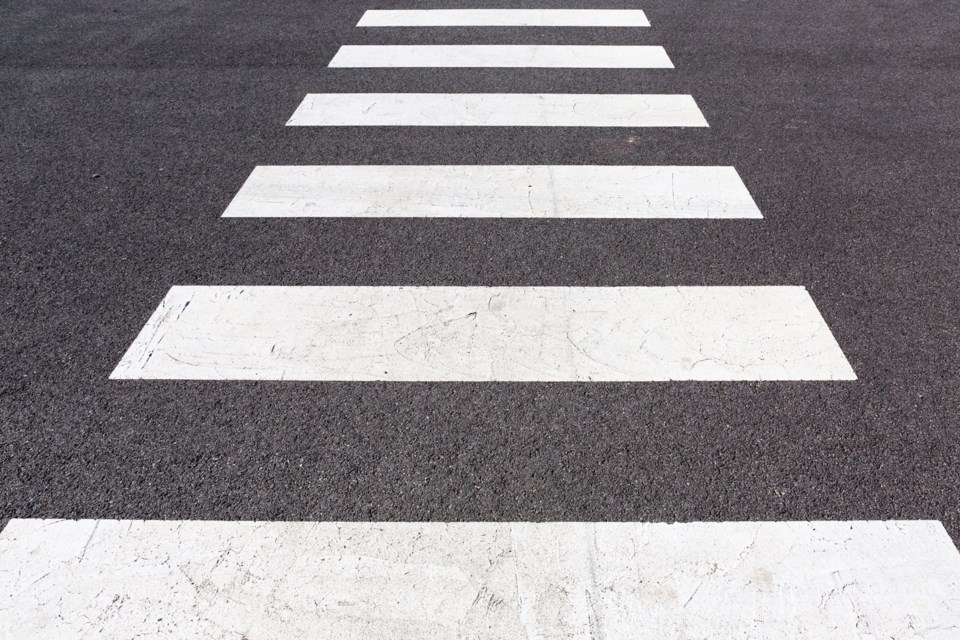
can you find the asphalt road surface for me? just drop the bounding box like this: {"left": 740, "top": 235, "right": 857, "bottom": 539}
{"left": 1, "top": 0, "right": 959, "bottom": 635}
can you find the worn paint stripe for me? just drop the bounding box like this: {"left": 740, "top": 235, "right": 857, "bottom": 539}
{"left": 2, "top": 520, "right": 958, "bottom": 639}
{"left": 328, "top": 45, "right": 673, "bottom": 69}
{"left": 356, "top": 9, "right": 651, "bottom": 27}
{"left": 221, "top": 166, "right": 762, "bottom": 219}
{"left": 286, "top": 94, "right": 709, "bottom": 128}
{"left": 110, "top": 286, "right": 854, "bottom": 381}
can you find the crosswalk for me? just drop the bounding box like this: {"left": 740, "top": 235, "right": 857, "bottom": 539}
{"left": 7, "top": 6, "right": 958, "bottom": 636}
{"left": 116, "top": 7, "right": 841, "bottom": 383}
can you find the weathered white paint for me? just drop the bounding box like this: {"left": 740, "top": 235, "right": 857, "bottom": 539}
{"left": 286, "top": 94, "right": 709, "bottom": 128}
{"left": 2, "top": 520, "right": 958, "bottom": 639}
{"left": 356, "top": 9, "right": 651, "bottom": 27}
{"left": 222, "top": 165, "right": 762, "bottom": 219}
{"left": 110, "top": 286, "right": 855, "bottom": 381}
{"left": 328, "top": 45, "right": 673, "bottom": 69}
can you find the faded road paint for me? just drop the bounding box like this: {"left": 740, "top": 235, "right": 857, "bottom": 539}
{"left": 2, "top": 520, "right": 958, "bottom": 639}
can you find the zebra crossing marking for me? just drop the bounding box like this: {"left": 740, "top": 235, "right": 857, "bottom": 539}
{"left": 222, "top": 165, "right": 762, "bottom": 219}
{"left": 27, "top": 3, "right": 915, "bottom": 636}
{"left": 2, "top": 519, "right": 958, "bottom": 639}
{"left": 286, "top": 93, "right": 709, "bottom": 128}
{"left": 328, "top": 45, "right": 674, "bottom": 69}
{"left": 110, "top": 286, "right": 855, "bottom": 382}
{"left": 356, "top": 9, "right": 652, "bottom": 27}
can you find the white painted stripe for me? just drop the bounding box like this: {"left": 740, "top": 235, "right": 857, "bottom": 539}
{"left": 357, "top": 9, "right": 651, "bottom": 27}
{"left": 328, "top": 45, "right": 673, "bottom": 69}
{"left": 111, "top": 286, "right": 854, "bottom": 381}
{"left": 222, "top": 166, "right": 763, "bottom": 219}
{"left": 2, "top": 520, "right": 958, "bottom": 639}
{"left": 286, "top": 94, "right": 709, "bottom": 128}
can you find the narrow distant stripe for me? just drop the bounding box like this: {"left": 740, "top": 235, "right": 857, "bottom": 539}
{"left": 110, "top": 286, "right": 855, "bottom": 381}
{"left": 356, "top": 9, "right": 651, "bottom": 27}
{"left": 222, "top": 166, "right": 762, "bottom": 219}
{"left": 2, "top": 520, "right": 958, "bottom": 638}
{"left": 328, "top": 45, "right": 673, "bottom": 69}
{"left": 287, "top": 94, "right": 709, "bottom": 127}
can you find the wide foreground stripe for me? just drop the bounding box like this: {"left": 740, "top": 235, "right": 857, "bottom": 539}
{"left": 328, "top": 45, "right": 673, "bottom": 69}
{"left": 286, "top": 94, "right": 709, "bottom": 127}
{"left": 357, "top": 9, "right": 651, "bottom": 27}
{"left": 110, "top": 286, "right": 855, "bottom": 381}
{"left": 222, "top": 166, "right": 763, "bottom": 219}
{"left": 2, "top": 520, "right": 958, "bottom": 639}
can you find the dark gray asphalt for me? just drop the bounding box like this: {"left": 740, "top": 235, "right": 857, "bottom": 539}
{"left": 2, "top": 1, "right": 959, "bottom": 539}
